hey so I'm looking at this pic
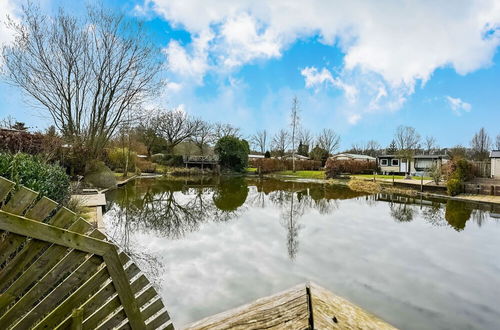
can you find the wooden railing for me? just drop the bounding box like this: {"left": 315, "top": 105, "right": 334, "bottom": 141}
{"left": 0, "top": 176, "right": 173, "bottom": 329}
{"left": 183, "top": 155, "right": 219, "bottom": 163}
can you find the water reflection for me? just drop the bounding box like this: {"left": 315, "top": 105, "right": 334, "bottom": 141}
{"left": 106, "top": 177, "right": 500, "bottom": 259}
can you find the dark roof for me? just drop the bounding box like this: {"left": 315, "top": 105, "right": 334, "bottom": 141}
{"left": 377, "top": 154, "right": 448, "bottom": 159}
{"left": 491, "top": 150, "right": 500, "bottom": 158}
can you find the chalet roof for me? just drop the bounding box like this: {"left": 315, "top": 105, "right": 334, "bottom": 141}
{"left": 331, "top": 153, "right": 376, "bottom": 161}
{"left": 491, "top": 150, "right": 500, "bottom": 158}
{"left": 378, "top": 154, "right": 449, "bottom": 159}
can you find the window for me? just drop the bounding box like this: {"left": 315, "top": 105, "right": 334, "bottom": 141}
{"left": 391, "top": 159, "right": 399, "bottom": 166}
{"left": 380, "top": 159, "right": 388, "bottom": 166}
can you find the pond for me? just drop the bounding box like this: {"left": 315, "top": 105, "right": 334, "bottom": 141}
{"left": 104, "top": 176, "right": 500, "bottom": 330}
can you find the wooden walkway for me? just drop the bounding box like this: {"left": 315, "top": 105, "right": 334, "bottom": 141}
{"left": 185, "top": 282, "right": 395, "bottom": 330}
{"left": 0, "top": 176, "right": 173, "bottom": 329}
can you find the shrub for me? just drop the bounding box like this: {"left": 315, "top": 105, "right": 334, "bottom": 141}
{"left": 215, "top": 136, "right": 249, "bottom": 172}
{"left": 136, "top": 159, "right": 156, "bottom": 173}
{"left": 264, "top": 151, "right": 271, "bottom": 158}
{"left": 106, "top": 147, "right": 137, "bottom": 172}
{"left": 446, "top": 178, "right": 462, "bottom": 196}
{"left": 429, "top": 163, "right": 442, "bottom": 185}
{"left": 0, "top": 153, "right": 70, "bottom": 203}
{"left": 309, "top": 146, "right": 329, "bottom": 165}
{"left": 151, "top": 154, "right": 184, "bottom": 167}
{"left": 83, "top": 160, "right": 116, "bottom": 189}
{"left": 249, "top": 158, "right": 322, "bottom": 173}
{"left": 325, "top": 159, "right": 377, "bottom": 178}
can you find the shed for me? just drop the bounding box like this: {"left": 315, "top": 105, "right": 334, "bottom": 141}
{"left": 330, "top": 153, "right": 376, "bottom": 161}
{"left": 491, "top": 150, "right": 500, "bottom": 179}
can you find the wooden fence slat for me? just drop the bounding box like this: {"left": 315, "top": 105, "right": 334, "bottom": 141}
{"left": 12, "top": 256, "right": 104, "bottom": 329}
{"left": 146, "top": 311, "right": 171, "bottom": 330}
{"left": 83, "top": 295, "right": 122, "bottom": 329}
{"left": 136, "top": 287, "right": 159, "bottom": 307}
{"left": 0, "top": 177, "right": 15, "bottom": 202}
{"left": 0, "top": 219, "right": 93, "bottom": 305}
{"left": 103, "top": 249, "right": 146, "bottom": 329}
{"left": 0, "top": 233, "right": 28, "bottom": 269}
{"left": 56, "top": 259, "right": 142, "bottom": 330}
{"left": 34, "top": 252, "right": 128, "bottom": 330}
{"left": 141, "top": 298, "right": 165, "bottom": 322}
{"left": 25, "top": 197, "right": 59, "bottom": 222}
{"left": 96, "top": 307, "right": 128, "bottom": 330}
{"left": 0, "top": 198, "right": 60, "bottom": 289}
{"left": 3, "top": 186, "right": 39, "bottom": 214}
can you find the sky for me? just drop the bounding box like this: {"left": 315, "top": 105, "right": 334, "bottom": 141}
{"left": 0, "top": 0, "right": 500, "bottom": 150}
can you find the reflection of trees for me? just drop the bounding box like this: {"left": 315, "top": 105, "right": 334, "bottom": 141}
{"left": 213, "top": 177, "right": 248, "bottom": 212}
{"left": 421, "top": 202, "right": 447, "bottom": 227}
{"left": 389, "top": 202, "right": 415, "bottom": 222}
{"left": 445, "top": 200, "right": 472, "bottom": 231}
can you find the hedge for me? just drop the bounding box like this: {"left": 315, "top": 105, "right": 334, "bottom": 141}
{"left": 249, "top": 158, "right": 322, "bottom": 173}
{"left": 325, "top": 159, "right": 377, "bottom": 178}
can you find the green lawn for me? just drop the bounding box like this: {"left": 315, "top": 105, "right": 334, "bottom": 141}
{"left": 351, "top": 174, "right": 432, "bottom": 181}
{"left": 275, "top": 170, "right": 325, "bottom": 179}
{"left": 246, "top": 167, "right": 258, "bottom": 173}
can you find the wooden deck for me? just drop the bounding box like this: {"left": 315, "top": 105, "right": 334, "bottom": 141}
{"left": 185, "top": 282, "right": 395, "bottom": 330}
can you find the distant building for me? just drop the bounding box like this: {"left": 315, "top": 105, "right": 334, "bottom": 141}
{"left": 329, "top": 153, "right": 376, "bottom": 162}
{"left": 283, "top": 153, "right": 310, "bottom": 161}
{"left": 491, "top": 150, "right": 500, "bottom": 179}
{"left": 248, "top": 154, "right": 265, "bottom": 160}
{"left": 377, "top": 154, "right": 449, "bottom": 175}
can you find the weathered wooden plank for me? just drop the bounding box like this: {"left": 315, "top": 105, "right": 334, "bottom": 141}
{"left": 25, "top": 197, "right": 59, "bottom": 222}
{"left": 12, "top": 255, "right": 104, "bottom": 329}
{"left": 136, "top": 286, "right": 158, "bottom": 307}
{"left": 146, "top": 311, "right": 171, "bottom": 330}
{"left": 0, "top": 250, "right": 91, "bottom": 326}
{"left": 0, "top": 233, "right": 27, "bottom": 270}
{"left": 95, "top": 307, "right": 128, "bottom": 330}
{"left": 83, "top": 295, "right": 122, "bottom": 329}
{"left": 141, "top": 298, "right": 165, "bottom": 322}
{"left": 0, "top": 176, "right": 15, "bottom": 202}
{"left": 3, "top": 186, "right": 39, "bottom": 214}
{"left": 309, "top": 282, "right": 395, "bottom": 330}
{"left": 34, "top": 252, "right": 129, "bottom": 330}
{"left": 0, "top": 198, "right": 61, "bottom": 290}
{"left": 0, "top": 210, "right": 111, "bottom": 255}
{"left": 185, "top": 284, "right": 309, "bottom": 330}
{"left": 102, "top": 248, "right": 146, "bottom": 329}
{"left": 56, "top": 259, "right": 142, "bottom": 330}
{"left": 0, "top": 219, "right": 93, "bottom": 309}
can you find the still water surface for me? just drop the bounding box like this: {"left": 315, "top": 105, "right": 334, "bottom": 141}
{"left": 104, "top": 177, "right": 500, "bottom": 329}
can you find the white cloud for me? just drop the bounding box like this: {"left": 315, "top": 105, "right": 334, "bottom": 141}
{"left": 300, "top": 66, "right": 358, "bottom": 103}
{"left": 0, "top": 0, "right": 19, "bottom": 68}
{"left": 146, "top": 0, "right": 500, "bottom": 89}
{"left": 445, "top": 96, "right": 472, "bottom": 115}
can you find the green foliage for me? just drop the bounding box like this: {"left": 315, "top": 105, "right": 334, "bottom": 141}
{"left": 445, "top": 200, "right": 472, "bottom": 231}
{"left": 309, "top": 146, "right": 329, "bottom": 165}
{"left": 213, "top": 177, "right": 248, "bottom": 211}
{"left": 106, "top": 147, "right": 137, "bottom": 171}
{"left": 84, "top": 160, "right": 117, "bottom": 189}
{"left": 297, "top": 141, "right": 309, "bottom": 157}
{"left": 264, "top": 151, "right": 271, "bottom": 158}
{"left": 151, "top": 154, "right": 184, "bottom": 167}
{"left": 0, "top": 153, "right": 70, "bottom": 203}
{"left": 215, "top": 136, "right": 249, "bottom": 172}
{"left": 446, "top": 178, "right": 462, "bottom": 196}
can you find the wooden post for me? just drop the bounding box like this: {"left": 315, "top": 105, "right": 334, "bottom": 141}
{"left": 70, "top": 308, "right": 83, "bottom": 330}
{"left": 420, "top": 175, "right": 423, "bottom": 192}
{"left": 392, "top": 174, "right": 395, "bottom": 185}
{"left": 373, "top": 171, "right": 376, "bottom": 182}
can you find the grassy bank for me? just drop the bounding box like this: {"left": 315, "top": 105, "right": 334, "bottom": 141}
{"left": 351, "top": 174, "right": 432, "bottom": 181}
{"left": 274, "top": 170, "right": 325, "bottom": 179}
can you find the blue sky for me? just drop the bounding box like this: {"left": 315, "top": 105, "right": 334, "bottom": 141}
{"left": 1, "top": 0, "right": 500, "bottom": 150}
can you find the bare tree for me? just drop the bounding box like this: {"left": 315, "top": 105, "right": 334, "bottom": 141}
{"left": 157, "top": 109, "right": 201, "bottom": 153}
{"left": 289, "top": 97, "right": 300, "bottom": 172}
{"left": 2, "top": 4, "right": 163, "bottom": 159}
{"left": 272, "top": 129, "right": 290, "bottom": 158}
{"left": 424, "top": 136, "right": 438, "bottom": 155}
{"left": 137, "top": 109, "right": 162, "bottom": 156}
{"left": 317, "top": 128, "right": 341, "bottom": 155}
{"left": 298, "top": 128, "right": 313, "bottom": 149}
{"left": 470, "top": 127, "right": 491, "bottom": 160}
{"left": 213, "top": 123, "right": 240, "bottom": 140}
{"left": 251, "top": 129, "right": 268, "bottom": 154}
{"left": 496, "top": 134, "right": 500, "bottom": 150}
{"left": 394, "top": 125, "right": 421, "bottom": 175}
{"left": 192, "top": 121, "right": 214, "bottom": 155}
{"left": 364, "top": 140, "right": 381, "bottom": 157}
